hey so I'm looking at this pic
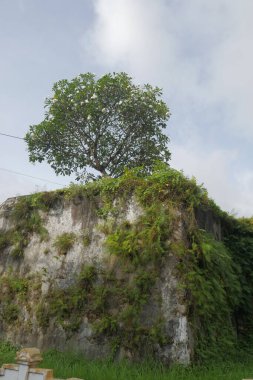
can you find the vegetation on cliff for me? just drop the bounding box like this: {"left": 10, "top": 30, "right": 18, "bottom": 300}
{"left": 0, "top": 164, "right": 253, "bottom": 363}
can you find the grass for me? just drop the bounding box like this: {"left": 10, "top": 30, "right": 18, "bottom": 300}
{"left": 1, "top": 342, "right": 253, "bottom": 380}
{"left": 54, "top": 232, "right": 76, "bottom": 255}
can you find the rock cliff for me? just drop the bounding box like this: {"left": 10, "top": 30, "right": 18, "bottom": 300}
{"left": 0, "top": 167, "right": 252, "bottom": 364}
{"left": 0, "top": 194, "right": 191, "bottom": 364}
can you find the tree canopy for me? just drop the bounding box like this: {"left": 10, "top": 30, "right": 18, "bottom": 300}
{"left": 25, "top": 72, "right": 171, "bottom": 180}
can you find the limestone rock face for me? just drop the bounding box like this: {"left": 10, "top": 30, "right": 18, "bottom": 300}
{"left": 0, "top": 195, "right": 196, "bottom": 365}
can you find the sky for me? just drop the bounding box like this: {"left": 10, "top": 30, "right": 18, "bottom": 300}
{"left": 0, "top": 0, "right": 252, "bottom": 216}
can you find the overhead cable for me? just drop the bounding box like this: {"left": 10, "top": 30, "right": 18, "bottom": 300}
{"left": 0, "top": 167, "right": 64, "bottom": 186}
{"left": 0, "top": 132, "right": 25, "bottom": 140}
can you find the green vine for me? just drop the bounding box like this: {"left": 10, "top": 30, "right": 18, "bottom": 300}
{"left": 0, "top": 195, "right": 49, "bottom": 258}
{"left": 0, "top": 164, "right": 253, "bottom": 363}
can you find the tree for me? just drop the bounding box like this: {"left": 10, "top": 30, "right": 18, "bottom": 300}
{"left": 25, "top": 72, "right": 171, "bottom": 180}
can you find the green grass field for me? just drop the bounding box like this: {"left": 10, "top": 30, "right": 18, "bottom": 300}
{"left": 0, "top": 341, "right": 253, "bottom": 380}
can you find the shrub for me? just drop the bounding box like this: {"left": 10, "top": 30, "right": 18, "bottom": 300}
{"left": 54, "top": 232, "right": 76, "bottom": 255}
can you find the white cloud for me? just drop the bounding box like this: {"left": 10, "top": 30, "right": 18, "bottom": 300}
{"left": 82, "top": 0, "right": 253, "bottom": 216}
{"left": 206, "top": 1, "right": 253, "bottom": 139}
{"left": 85, "top": 0, "right": 253, "bottom": 136}
{"left": 171, "top": 144, "right": 253, "bottom": 217}
{"left": 17, "top": 0, "right": 25, "bottom": 13}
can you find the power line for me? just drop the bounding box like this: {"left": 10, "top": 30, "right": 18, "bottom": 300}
{"left": 0, "top": 167, "right": 64, "bottom": 186}
{"left": 0, "top": 132, "right": 25, "bottom": 140}
{"left": 0, "top": 132, "right": 65, "bottom": 185}
{"left": 0, "top": 131, "right": 65, "bottom": 185}
{"left": 0, "top": 132, "right": 65, "bottom": 186}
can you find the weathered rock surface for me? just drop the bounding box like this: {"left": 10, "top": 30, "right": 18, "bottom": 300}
{"left": 0, "top": 195, "right": 206, "bottom": 365}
